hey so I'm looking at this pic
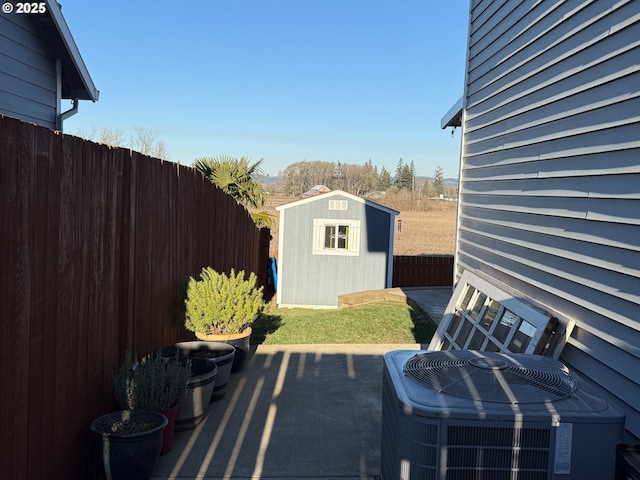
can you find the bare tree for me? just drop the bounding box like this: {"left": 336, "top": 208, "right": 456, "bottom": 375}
{"left": 150, "top": 140, "right": 169, "bottom": 160}
{"left": 73, "top": 126, "right": 170, "bottom": 160}
{"left": 282, "top": 160, "right": 380, "bottom": 196}
{"left": 131, "top": 127, "right": 169, "bottom": 160}
{"left": 282, "top": 161, "right": 335, "bottom": 196}
{"left": 74, "top": 126, "right": 126, "bottom": 147}
{"left": 339, "top": 162, "right": 377, "bottom": 196}
{"left": 99, "top": 128, "right": 127, "bottom": 147}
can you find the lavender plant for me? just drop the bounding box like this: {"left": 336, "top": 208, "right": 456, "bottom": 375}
{"left": 115, "top": 351, "right": 191, "bottom": 412}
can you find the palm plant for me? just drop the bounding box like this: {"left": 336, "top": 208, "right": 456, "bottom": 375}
{"left": 193, "top": 155, "right": 273, "bottom": 227}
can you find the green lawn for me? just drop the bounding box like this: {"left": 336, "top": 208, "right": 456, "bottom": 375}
{"left": 251, "top": 301, "right": 436, "bottom": 345}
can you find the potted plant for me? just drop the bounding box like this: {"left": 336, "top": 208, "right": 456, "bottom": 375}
{"left": 114, "top": 352, "right": 191, "bottom": 455}
{"left": 159, "top": 341, "right": 235, "bottom": 402}
{"left": 90, "top": 409, "right": 168, "bottom": 480}
{"left": 184, "top": 267, "right": 265, "bottom": 372}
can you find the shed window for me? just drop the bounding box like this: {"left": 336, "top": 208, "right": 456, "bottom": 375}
{"left": 313, "top": 218, "right": 360, "bottom": 256}
{"left": 325, "top": 224, "right": 349, "bottom": 249}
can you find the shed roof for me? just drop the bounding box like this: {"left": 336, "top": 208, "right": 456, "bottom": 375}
{"left": 39, "top": 1, "right": 99, "bottom": 101}
{"left": 276, "top": 189, "right": 399, "bottom": 216}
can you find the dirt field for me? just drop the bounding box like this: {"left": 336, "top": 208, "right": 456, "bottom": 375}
{"left": 262, "top": 194, "right": 457, "bottom": 256}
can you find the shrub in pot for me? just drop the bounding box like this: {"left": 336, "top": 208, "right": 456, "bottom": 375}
{"left": 122, "top": 353, "right": 217, "bottom": 433}
{"left": 185, "top": 267, "right": 265, "bottom": 372}
{"left": 114, "top": 351, "right": 191, "bottom": 455}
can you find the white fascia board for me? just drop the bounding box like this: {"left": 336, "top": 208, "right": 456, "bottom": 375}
{"left": 276, "top": 189, "right": 399, "bottom": 216}
{"left": 441, "top": 95, "right": 463, "bottom": 129}
{"left": 46, "top": 0, "right": 99, "bottom": 101}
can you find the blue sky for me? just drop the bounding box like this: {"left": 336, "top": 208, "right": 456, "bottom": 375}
{"left": 61, "top": 1, "right": 469, "bottom": 178}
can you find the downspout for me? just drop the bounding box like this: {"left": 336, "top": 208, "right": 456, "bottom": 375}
{"left": 58, "top": 98, "right": 79, "bottom": 130}
{"left": 55, "top": 58, "right": 62, "bottom": 130}
{"left": 54, "top": 58, "right": 79, "bottom": 131}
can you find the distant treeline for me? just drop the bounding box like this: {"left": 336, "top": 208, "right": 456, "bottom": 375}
{"left": 264, "top": 159, "right": 457, "bottom": 199}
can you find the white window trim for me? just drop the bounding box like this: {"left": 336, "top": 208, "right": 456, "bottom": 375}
{"left": 312, "top": 218, "right": 361, "bottom": 256}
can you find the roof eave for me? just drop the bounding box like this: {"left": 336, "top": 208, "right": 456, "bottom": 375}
{"left": 46, "top": 0, "right": 99, "bottom": 101}
{"left": 276, "top": 189, "right": 399, "bottom": 216}
{"left": 441, "top": 96, "right": 463, "bottom": 129}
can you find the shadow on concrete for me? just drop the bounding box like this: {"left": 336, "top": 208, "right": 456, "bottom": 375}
{"left": 151, "top": 344, "right": 420, "bottom": 480}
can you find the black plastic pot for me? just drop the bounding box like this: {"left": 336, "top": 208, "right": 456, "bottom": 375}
{"left": 195, "top": 327, "right": 252, "bottom": 373}
{"left": 90, "top": 410, "right": 167, "bottom": 480}
{"left": 226, "top": 335, "right": 250, "bottom": 373}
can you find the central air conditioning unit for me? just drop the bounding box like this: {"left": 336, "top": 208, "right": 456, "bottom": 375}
{"left": 381, "top": 350, "right": 625, "bottom": 480}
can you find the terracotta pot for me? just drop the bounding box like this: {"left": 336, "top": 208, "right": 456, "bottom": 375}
{"left": 160, "top": 342, "right": 235, "bottom": 401}
{"left": 195, "top": 327, "right": 252, "bottom": 373}
{"left": 160, "top": 403, "right": 179, "bottom": 455}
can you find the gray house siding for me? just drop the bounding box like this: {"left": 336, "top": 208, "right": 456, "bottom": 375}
{"left": 0, "top": 1, "right": 98, "bottom": 130}
{"left": 277, "top": 191, "right": 397, "bottom": 308}
{"left": 0, "top": 14, "right": 58, "bottom": 129}
{"left": 456, "top": 0, "right": 640, "bottom": 439}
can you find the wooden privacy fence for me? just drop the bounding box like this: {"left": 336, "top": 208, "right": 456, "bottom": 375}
{"left": 392, "top": 255, "right": 454, "bottom": 287}
{"left": 0, "top": 115, "right": 270, "bottom": 479}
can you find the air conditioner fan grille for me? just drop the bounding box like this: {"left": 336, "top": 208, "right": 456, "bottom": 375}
{"left": 403, "top": 351, "right": 577, "bottom": 404}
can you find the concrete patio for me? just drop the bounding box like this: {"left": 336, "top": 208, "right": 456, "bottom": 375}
{"left": 151, "top": 287, "right": 451, "bottom": 480}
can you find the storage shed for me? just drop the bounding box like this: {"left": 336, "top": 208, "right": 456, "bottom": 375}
{"left": 0, "top": 0, "right": 99, "bottom": 130}
{"left": 443, "top": 0, "right": 640, "bottom": 444}
{"left": 276, "top": 190, "right": 398, "bottom": 308}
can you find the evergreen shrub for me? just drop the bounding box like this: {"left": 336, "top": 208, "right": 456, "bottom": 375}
{"left": 184, "top": 267, "right": 264, "bottom": 335}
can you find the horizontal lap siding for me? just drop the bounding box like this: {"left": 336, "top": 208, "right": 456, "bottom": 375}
{"left": 0, "top": 16, "right": 57, "bottom": 128}
{"left": 0, "top": 115, "right": 270, "bottom": 478}
{"left": 460, "top": 0, "right": 640, "bottom": 437}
